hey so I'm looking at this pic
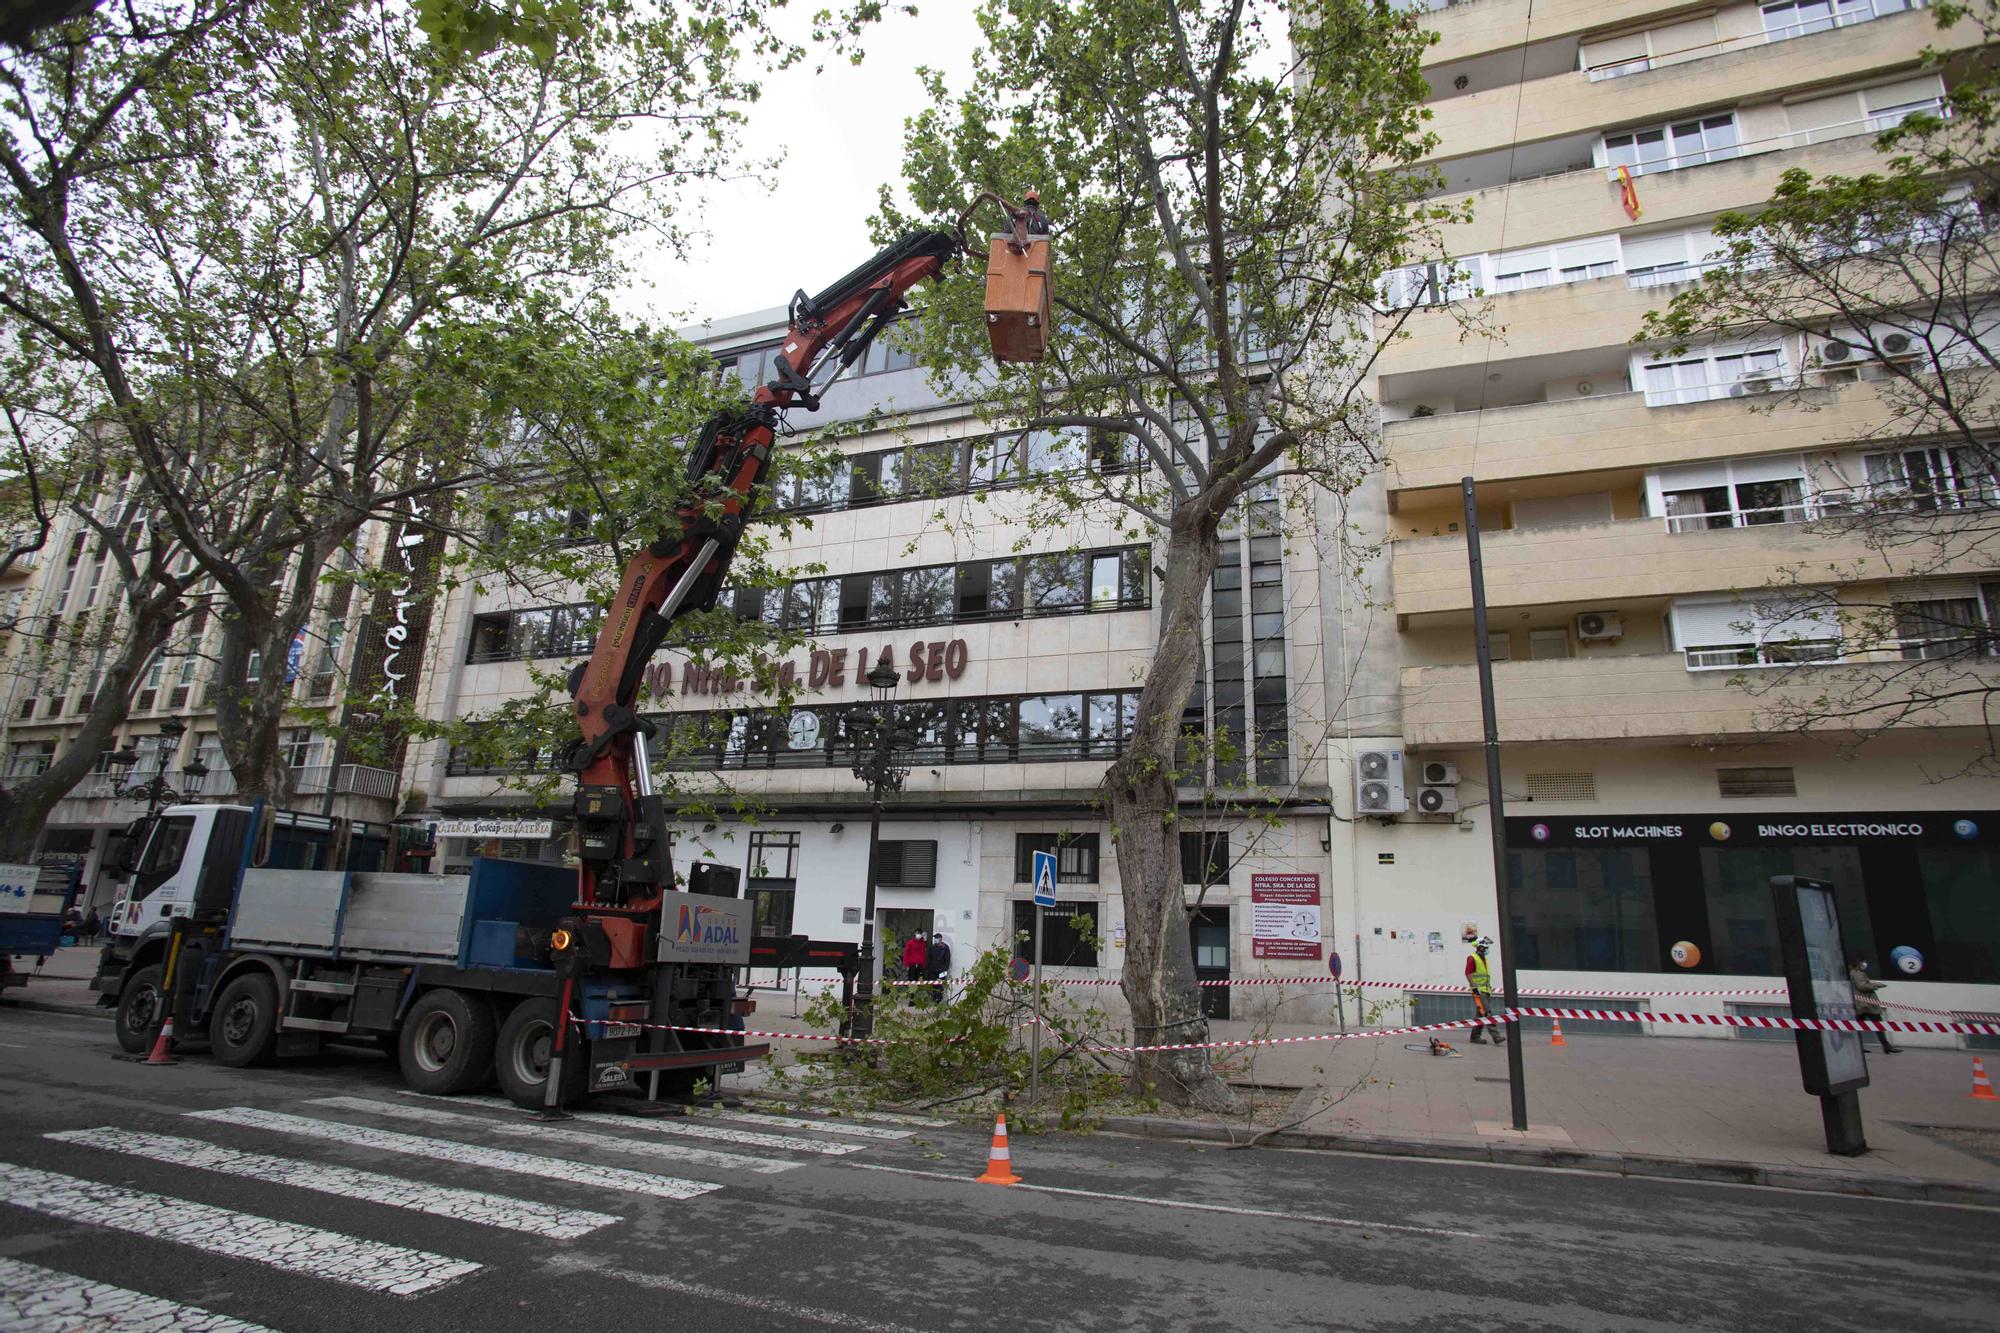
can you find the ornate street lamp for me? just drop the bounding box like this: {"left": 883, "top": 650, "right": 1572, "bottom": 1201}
{"left": 115, "top": 717, "right": 190, "bottom": 817}
{"left": 844, "top": 658, "right": 916, "bottom": 1044}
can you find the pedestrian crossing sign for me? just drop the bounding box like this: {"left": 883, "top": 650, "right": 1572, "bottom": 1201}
{"left": 1032, "top": 850, "right": 1059, "bottom": 907}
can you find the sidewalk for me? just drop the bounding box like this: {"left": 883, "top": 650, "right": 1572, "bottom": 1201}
{"left": 1, "top": 944, "right": 107, "bottom": 1017}
{"left": 1117, "top": 1017, "right": 2000, "bottom": 1202}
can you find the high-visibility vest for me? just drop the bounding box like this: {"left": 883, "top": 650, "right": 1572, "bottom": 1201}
{"left": 1467, "top": 953, "right": 1492, "bottom": 992}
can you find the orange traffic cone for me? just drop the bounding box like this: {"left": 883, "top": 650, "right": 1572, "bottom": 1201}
{"left": 1549, "top": 1018, "right": 1568, "bottom": 1048}
{"left": 975, "top": 1110, "right": 1022, "bottom": 1185}
{"left": 1973, "top": 1056, "right": 1999, "bottom": 1102}
{"left": 144, "top": 1015, "right": 178, "bottom": 1066}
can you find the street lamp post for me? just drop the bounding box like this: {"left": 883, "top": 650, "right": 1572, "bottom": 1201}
{"left": 845, "top": 658, "right": 914, "bottom": 1045}
{"left": 108, "top": 718, "right": 206, "bottom": 817}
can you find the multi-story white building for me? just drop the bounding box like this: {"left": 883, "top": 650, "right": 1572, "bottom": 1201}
{"left": 1338, "top": 0, "right": 2000, "bottom": 1037}
{"left": 408, "top": 304, "right": 1340, "bottom": 1013}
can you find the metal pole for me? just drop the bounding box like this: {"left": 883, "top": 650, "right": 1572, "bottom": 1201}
{"left": 1029, "top": 904, "right": 1044, "bottom": 1101}
{"left": 852, "top": 770, "right": 884, "bottom": 1043}
{"left": 1463, "top": 475, "right": 1528, "bottom": 1131}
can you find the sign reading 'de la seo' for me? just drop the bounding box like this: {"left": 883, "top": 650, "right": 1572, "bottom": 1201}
{"left": 1250, "top": 873, "right": 1322, "bottom": 960}
{"left": 640, "top": 639, "right": 972, "bottom": 702}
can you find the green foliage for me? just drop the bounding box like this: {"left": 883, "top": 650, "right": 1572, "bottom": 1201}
{"left": 795, "top": 944, "right": 1126, "bottom": 1130}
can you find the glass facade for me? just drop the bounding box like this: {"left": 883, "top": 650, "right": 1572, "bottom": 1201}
{"left": 1504, "top": 814, "right": 2000, "bottom": 983}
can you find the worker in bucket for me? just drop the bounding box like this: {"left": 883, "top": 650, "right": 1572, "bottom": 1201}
{"left": 1019, "top": 186, "right": 1051, "bottom": 236}
{"left": 1465, "top": 934, "right": 1506, "bottom": 1045}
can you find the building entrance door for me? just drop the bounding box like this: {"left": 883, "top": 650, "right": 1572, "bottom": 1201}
{"left": 1191, "top": 906, "right": 1230, "bottom": 1020}
{"left": 881, "top": 908, "right": 936, "bottom": 983}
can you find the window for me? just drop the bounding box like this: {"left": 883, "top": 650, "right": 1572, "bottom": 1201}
{"left": 1018, "top": 694, "right": 1085, "bottom": 755}
{"left": 1022, "top": 427, "right": 1088, "bottom": 476}
{"left": 7, "top": 739, "right": 54, "bottom": 778}
{"left": 1180, "top": 832, "right": 1229, "bottom": 887}
{"left": 874, "top": 839, "right": 938, "bottom": 888}
{"left": 956, "top": 560, "right": 1020, "bottom": 619}
{"left": 1864, "top": 447, "right": 1998, "bottom": 512}
{"left": 1489, "top": 236, "right": 1619, "bottom": 293}
{"left": 1718, "top": 766, "right": 1799, "bottom": 797}
{"left": 1090, "top": 429, "right": 1141, "bottom": 475}
{"left": 1762, "top": 0, "right": 1904, "bottom": 41}
{"left": 1893, "top": 594, "right": 1987, "bottom": 660}
{"left": 1487, "top": 632, "right": 1513, "bottom": 662}
{"left": 1379, "top": 259, "right": 1480, "bottom": 311}
{"left": 1014, "top": 832, "right": 1101, "bottom": 884}
{"left": 1529, "top": 628, "right": 1572, "bottom": 660}
{"left": 1011, "top": 900, "right": 1101, "bottom": 968}
{"left": 1603, "top": 113, "right": 1740, "bottom": 177}
{"left": 466, "top": 604, "right": 598, "bottom": 664}
{"left": 1026, "top": 553, "right": 1087, "bottom": 612}
{"left": 1638, "top": 344, "right": 1783, "bottom": 406}
{"left": 1673, "top": 594, "right": 1844, "bottom": 669}
{"left": 747, "top": 831, "right": 799, "bottom": 936}
{"left": 857, "top": 319, "right": 918, "bottom": 376}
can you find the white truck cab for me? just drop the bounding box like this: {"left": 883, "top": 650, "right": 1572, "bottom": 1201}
{"left": 109, "top": 805, "right": 337, "bottom": 940}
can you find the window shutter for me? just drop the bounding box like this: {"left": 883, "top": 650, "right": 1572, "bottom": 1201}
{"left": 1554, "top": 235, "right": 1619, "bottom": 270}
{"left": 1727, "top": 454, "right": 1808, "bottom": 485}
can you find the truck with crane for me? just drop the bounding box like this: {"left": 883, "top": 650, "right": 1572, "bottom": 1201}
{"left": 87, "top": 203, "right": 1050, "bottom": 1110}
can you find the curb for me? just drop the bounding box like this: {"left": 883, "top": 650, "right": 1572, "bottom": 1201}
{"left": 1, "top": 995, "right": 111, "bottom": 1021}
{"left": 1097, "top": 1115, "right": 2000, "bottom": 1208}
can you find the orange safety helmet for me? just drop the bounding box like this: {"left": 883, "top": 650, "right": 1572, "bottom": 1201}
{"left": 1023, "top": 187, "right": 1040, "bottom": 203}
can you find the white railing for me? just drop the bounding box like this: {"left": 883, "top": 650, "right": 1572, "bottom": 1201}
{"left": 336, "top": 765, "right": 398, "bottom": 800}
{"left": 1684, "top": 640, "right": 1843, "bottom": 670}
{"left": 1663, "top": 502, "right": 1813, "bottom": 532}
{"left": 1584, "top": 1, "right": 1926, "bottom": 81}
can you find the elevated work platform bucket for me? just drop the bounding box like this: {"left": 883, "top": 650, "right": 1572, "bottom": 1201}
{"left": 984, "top": 236, "right": 1052, "bottom": 363}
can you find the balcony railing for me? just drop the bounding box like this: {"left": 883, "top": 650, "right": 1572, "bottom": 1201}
{"left": 1585, "top": 1, "right": 1928, "bottom": 81}
{"left": 337, "top": 765, "right": 398, "bottom": 800}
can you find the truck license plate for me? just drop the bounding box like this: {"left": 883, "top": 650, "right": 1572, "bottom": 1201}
{"left": 594, "top": 1021, "right": 642, "bottom": 1039}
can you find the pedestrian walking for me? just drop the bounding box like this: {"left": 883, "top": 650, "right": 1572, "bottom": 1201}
{"left": 900, "top": 931, "right": 928, "bottom": 985}
{"left": 1849, "top": 955, "right": 1899, "bottom": 1053}
{"left": 1465, "top": 933, "right": 1506, "bottom": 1045}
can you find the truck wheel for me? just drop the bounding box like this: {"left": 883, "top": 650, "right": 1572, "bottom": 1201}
{"left": 114, "top": 964, "right": 165, "bottom": 1054}
{"left": 209, "top": 973, "right": 280, "bottom": 1067}
{"left": 399, "top": 989, "right": 497, "bottom": 1095}
{"left": 495, "top": 998, "right": 587, "bottom": 1110}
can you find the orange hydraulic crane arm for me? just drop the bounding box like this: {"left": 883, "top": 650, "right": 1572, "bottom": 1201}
{"left": 564, "top": 228, "right": 961, "bottom": 908}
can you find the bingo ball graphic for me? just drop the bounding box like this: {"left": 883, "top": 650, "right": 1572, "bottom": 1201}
{"left": 1889, "top": 945, "right": 1924, "bottom": 976}
{"left": 1707, "top": 821, "right": 1732, "bottom": 842}
{"left": 1670, "top": 941, "right": 1701, "bottom": 969}
{"left": 1955, "top": 819, "right": 1979, "bottom": 840}
{"left": 1529, "top": 823, "right": 1551, "bottom": 843}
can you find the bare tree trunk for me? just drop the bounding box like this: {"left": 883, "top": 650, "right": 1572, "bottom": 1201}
{"left": 1107, "top": 510, "right": 1240, "bottom": 1112}
{"left": 0, "top": 587, "right": 182, "bottom": 860}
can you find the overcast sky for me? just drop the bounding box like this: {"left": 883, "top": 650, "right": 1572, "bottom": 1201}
{"left": 630, "top": 2, "right": 988, "bottom": 331}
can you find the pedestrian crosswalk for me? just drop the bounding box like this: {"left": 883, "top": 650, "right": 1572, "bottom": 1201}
{"left": 0, "top": 1089, "right": 912, "bottom": 1330}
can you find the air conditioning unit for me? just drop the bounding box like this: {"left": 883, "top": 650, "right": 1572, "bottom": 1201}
{"left": 1820, "top": 338, "right": 1857, "bottom": 363}
{"left": 1880, "top": 332, "right": 1915, "bottom": 357}
{"left": 1576, "top": 610, "right": 1624, "bottom": 640}
{"left": 1420, "top": 759, "right": 1460, "bottom": 786}
{"left": 1417, "top": 785, "right": 1460, "bottom": 815}
{"left": 1355, "top": 746, "right": 1406, "bottom": 815}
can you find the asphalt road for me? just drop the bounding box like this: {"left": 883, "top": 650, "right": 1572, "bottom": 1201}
{"left": 0, "top": 1001, "right": 1995, "bottom": 1333}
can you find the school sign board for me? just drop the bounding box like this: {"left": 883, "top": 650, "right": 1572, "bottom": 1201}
{"left": 1251, "top": 873, "right": 1322, "bottom": 959}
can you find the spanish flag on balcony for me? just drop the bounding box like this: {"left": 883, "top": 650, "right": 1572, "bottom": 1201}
{"left": 1617, "top": 166, "right": 1642, "bottom": 221}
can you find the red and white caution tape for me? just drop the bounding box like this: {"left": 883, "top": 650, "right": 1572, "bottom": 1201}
{"left": 1507, "top": 1006, "right": 2000, "bottom": 1036}
{"left": 1070, "top": 1014, "right": 1507, "bottom": 1054}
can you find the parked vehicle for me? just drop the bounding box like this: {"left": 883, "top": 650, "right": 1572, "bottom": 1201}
{"left": 90, "top": 802, "right": 764, "bottom": 1108}
{"left": 1, "top": 861, "right": 83, "bottom": 996}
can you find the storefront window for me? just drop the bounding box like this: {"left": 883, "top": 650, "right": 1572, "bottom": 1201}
{"left": 1920, "top": 848, "right": 2000, "bottom": 982}
{"left": 1700, "top": 847, "right": 1871, "bottom": 975}
{"left": 1506, "top": 849, "right": 1660, "bottom": 970}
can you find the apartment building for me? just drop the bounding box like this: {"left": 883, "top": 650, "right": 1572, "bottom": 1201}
{"left": 1336, "top": 0, "right": 2000, "bottom": 1037}
{"left": 0, "top": 481, "right": 401, "bottom": 911}
{"left": 408, "top": 304, "right": 1339, "bottom": 1010}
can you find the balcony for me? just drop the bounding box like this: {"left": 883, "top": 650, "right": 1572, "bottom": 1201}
{"left": 290, "top": 764, "right": 399, "bottom": 800}
{"left": 1425, "top": 112, "right": 1902, "bottom": 256}
{"left": 1423, "top": 9, "right": 1936, "bottom": 164}
{"left": 1383, "top": 380, "right": 1926, "bottom": 501}
{"left": 1400, "top": 651, "right": 2000, "bottom": 746}
{"left": 1423, "top": 0, "right": 1732, "bottom": 67}
{"left": 1389, "top": 510, "right": 1988, "bottom": 620}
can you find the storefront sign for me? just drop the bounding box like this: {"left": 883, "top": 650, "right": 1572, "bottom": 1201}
{"left": 1251, "top": 873, "right": 1322, "bottom": 960}
{"left": 1508, "top": 813, "right": 1999, "bottom": 849}
{"left": 432, "top": 819, "right": 555, "bottom": 839}
{"left": 639, "top": 639, "right": 972, "bottom": 701}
